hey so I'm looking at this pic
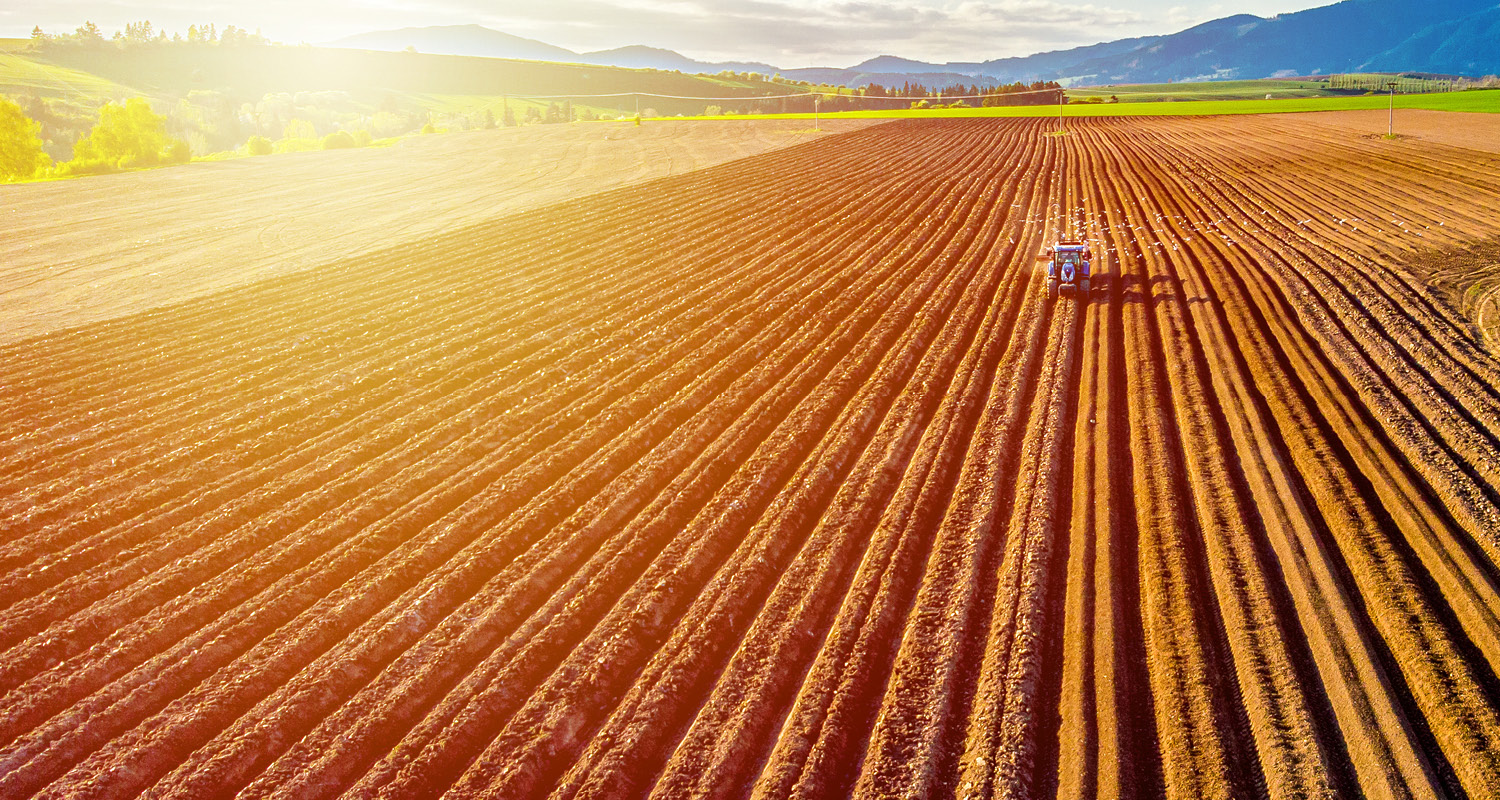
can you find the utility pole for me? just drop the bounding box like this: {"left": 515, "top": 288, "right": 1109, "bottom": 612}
{"left": 1387, "top": 81, "right": 1398, "bottom": 137}
{"left": 814, "top": 96, "right": 820, "bottom": 132}
{"left": 1057, "top": 88, "right": 1065, "bottom": 133}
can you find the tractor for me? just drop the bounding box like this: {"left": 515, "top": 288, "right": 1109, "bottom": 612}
{"left": 1044, "top": 240, "right": 1092, "bottom": 299}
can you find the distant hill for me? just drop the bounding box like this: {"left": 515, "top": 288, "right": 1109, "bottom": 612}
{"left": 329, "top": 0, "right": 1500, "bottom": 90}
{"left": 577, "top": 45, "right": 777, "bottom": 76}
{"left": 1045, "top": 0, "right": 1499, "bottom": 83}
{"left": 24, "top": 42, "right": 792, "bottom": 117}
{"left": 330, "top": 24, "right": 579, "bottom": 62}
{"left": 329, "top": 27, "right": 781, "bottom": 76}
{"left": 826, "top": 0, "right": 1499, "bottom": 85}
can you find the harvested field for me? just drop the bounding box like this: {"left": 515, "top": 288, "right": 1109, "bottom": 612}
{"left": 3, "top": 114, "right": 1500, "bottom": 799}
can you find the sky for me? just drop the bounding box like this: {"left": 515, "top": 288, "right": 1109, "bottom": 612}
{"left": 4, "top": 0, "right": 1308, "bottom": 67}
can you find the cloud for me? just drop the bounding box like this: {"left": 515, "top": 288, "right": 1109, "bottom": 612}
{"left": 11, "top": 0, "right": 1228, "bottom": 67}
{"left": 478, "top": 0, "right": 1156, "bottom": 65}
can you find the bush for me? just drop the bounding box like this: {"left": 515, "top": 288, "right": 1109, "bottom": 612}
{"left": 421, "top": 121, "right": 438, "bottom": 134}
{"left": 71, "top": 97, "right": 174, "bottom": 169}
{"left": 246, "top": 135, "right": 272, "bottom": 156}
{"left": 353, "top": 129, "right": 372, "bottom": 147}
{"left": 321, "top": 130, "right": 356, "bottom": 149}
{"left": 0, "top": 96, "right": 50, "bottom": 180}
{"left": 53, "top": 157, "right": 116, "bottom": 177}
{"left": 283, "top": 118, "right": 315, "bottom": 140}
{"left": 273, "top": 137, "right": 320, "bottom": 154}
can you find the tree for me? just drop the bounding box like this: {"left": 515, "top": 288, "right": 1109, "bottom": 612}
{"left": 283, "top": 118, "right": 315, "bottom": 140}
{"left": 71, "top": 98, "right": 183, "bottom": 169}
{"left": 30, "top": 26, "right": 44, "bottom": 40}
{"left": 321, "top": 130, "right": 356, "bottom": 149}
{"left": 76, "top": 21, "right": 104, "bottom": 43}
{"left": 0, "top": 97, "right": 50, "bottom": 180}
{"left": 246, "top": 135, "right": 273, "bottom": 156}
{"left": 502, "top": 104, "right": 516, "bottom": 127}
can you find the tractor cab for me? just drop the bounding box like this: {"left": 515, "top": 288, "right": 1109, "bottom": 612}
{"left": 1045, "top": 240, "right": 1092, "bottom": 299}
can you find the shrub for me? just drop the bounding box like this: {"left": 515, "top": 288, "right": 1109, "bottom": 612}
{"left": 273, "top": 137, "right": 320, "bottom": 154}
{"left": 321, "top": 130, "right": 356, "bottom": 149}
{"left": 0, "top": 96, "right": 50, "bottom": 180}
{"left": 166, "top": 139, "right": 191, "bottom": 163}
{"left": 54, "top": 157, "right": 116, "bottom": 177}
{"left": 421, "top": 121, "right": 438, "bottom": 134}
{"left": 353, "top": 129, "right": 372, "bottom": 147}
{"left": 71, "top": 97, "right": 174, "bottom": 169}
{"left": 283, "top": 118, "right": 316, "bottom": 140}
{"left": 246, "top": 135, "right": 272, "bottom": 155}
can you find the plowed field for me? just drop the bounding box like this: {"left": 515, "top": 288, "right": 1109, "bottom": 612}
{"left": 4, "top": 115, "right": 1500, "bottom": 799}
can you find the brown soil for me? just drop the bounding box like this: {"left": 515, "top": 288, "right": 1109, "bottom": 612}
{"left": 0, "top": 118, "right": 875, "bottom": 345}
{"left": 2, "top": 115, "right": 1499, "bottom": 800}
{"left": 1277, "top": 108, "right": 1500, "bottom": 154}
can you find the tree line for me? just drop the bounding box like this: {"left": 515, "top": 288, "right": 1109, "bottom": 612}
{"left": 30, "top": 20, "right": 271, "bottom": 47}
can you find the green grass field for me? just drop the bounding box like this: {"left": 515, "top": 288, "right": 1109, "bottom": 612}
{"left": 1067, "top": 79, "right": 1336, "bottom": 102}
{"left": 663, "top": 89, "right": 1500, "bottom": 120}
{"left": 0, "top": 52, "right": 135, "bottom": 100}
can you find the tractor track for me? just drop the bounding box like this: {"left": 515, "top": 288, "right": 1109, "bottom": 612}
{"left": 2, "top": 116, "right": 1499, "bottom": 799}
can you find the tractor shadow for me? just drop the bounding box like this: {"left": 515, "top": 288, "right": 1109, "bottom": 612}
{"left": 1112, "top": 271, "right": 1214, "bottom": 307}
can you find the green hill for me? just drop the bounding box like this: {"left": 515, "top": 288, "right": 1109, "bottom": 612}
{"left": 21, "top": 41, "right": 793, "bottom": 117}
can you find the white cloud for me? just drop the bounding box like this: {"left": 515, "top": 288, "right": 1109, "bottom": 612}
{"left": 472, "top": 0, "right": 1158, "bottom": 64}
{"left": 8, "top": 0, "right": 1310, "bottom": 67}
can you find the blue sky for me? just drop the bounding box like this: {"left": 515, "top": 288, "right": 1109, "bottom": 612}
{"left": 5, "top": 0, "right": 1308, "bottom": 66}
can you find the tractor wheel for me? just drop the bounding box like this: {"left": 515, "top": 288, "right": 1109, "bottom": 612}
{"left": 1048, "top": 279, "right": 1058, "bottom": 300}
{"left": 1081, "top": 278, "right": 1090, "bottom": 294}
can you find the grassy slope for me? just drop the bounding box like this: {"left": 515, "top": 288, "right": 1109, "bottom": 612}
{"left": 0, "top": 52, "right": 136, "bottom": 100}
{"left": 4, "top": 44, "right": 786, "bottom": 117}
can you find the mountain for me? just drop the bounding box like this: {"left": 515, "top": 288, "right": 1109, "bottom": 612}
{"left": 782, "top": 68, "right": 990, "bottom": 90}
{"left": 329, "top": 27, "right": 779, "bottom": 76}
{"left": 1052, "top": 0, "right": 1497, "bottom": 83}
{"left": 331, "top": 0, "right": 1500, "bottom": 91}
{"left": 578, "top": 45, "right": 777, "bottom": 75}
{"left": 330, "top": 24, "right": 579, "bottom": 62}
{"left": 1363, "top": 5, "right": 1500, "bottom": 75}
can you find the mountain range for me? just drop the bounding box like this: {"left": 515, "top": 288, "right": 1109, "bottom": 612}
{"left": 330, "top": 0, "right": 1500, "bottom": 89}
